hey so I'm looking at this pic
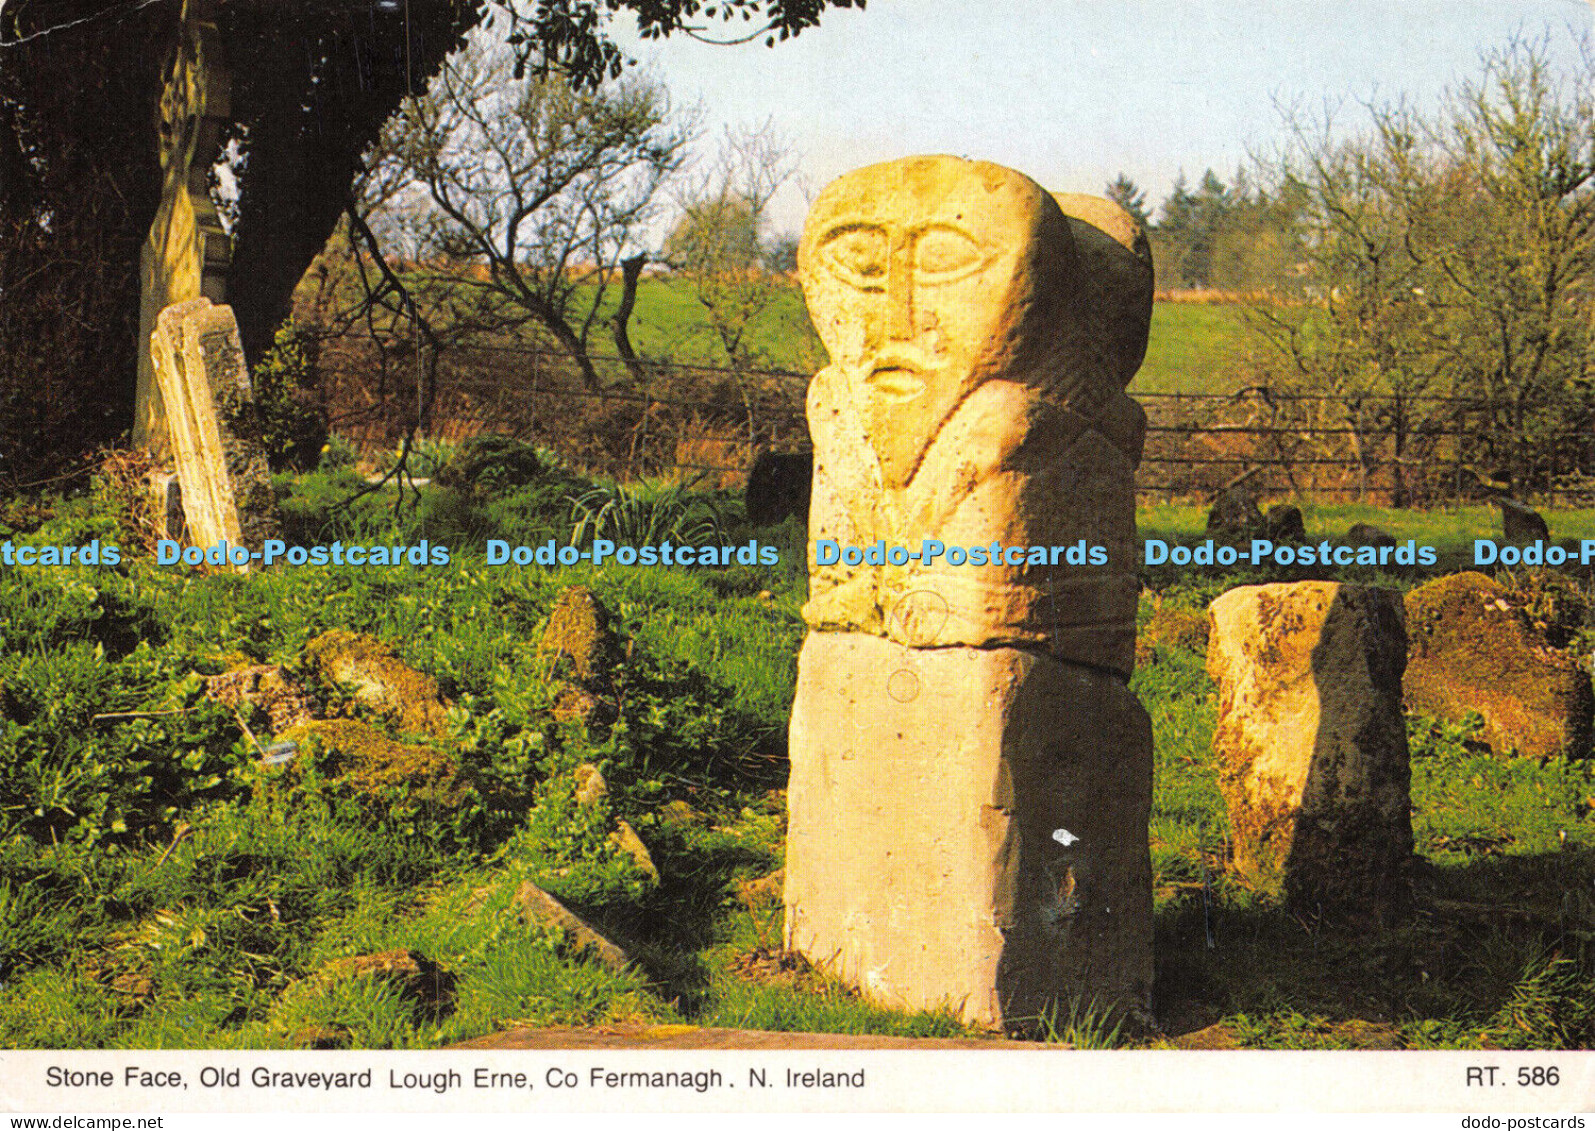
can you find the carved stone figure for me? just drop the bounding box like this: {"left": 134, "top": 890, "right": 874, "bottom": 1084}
{"left": 785, "top": 156, "right": 1155, "bottom": 1030}
{"left": 798, "top": 158, "right": 1150, "bottom": 674}
{"left": 137, "top": 0, "right": 234, "bottom": 457}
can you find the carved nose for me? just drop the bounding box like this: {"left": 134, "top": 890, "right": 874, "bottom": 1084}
{"left": 885, "top": 236, "right": 914, "bottom": 341}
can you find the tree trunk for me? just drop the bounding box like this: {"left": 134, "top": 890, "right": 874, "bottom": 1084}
{"left": 221, "top": 3, "right": 479, "bottom": 364}
{"left": 610, "top": 252, "right": 647, "bottom": 383}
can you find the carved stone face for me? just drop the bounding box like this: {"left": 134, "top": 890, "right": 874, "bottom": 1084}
{"left": 800, "top": 157, "right": 1064, "bottom": 488}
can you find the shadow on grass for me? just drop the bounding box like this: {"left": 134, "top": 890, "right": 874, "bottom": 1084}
{"left": 1154, "top": 846, "right": 1595, "bottom": 1048}
{"left": 553, "top": 819, "right": 777, "bottom": 1017}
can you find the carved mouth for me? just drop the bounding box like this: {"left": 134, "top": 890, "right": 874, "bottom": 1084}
{"left": 866, "top": 365, "right": 927, "bottom": 399}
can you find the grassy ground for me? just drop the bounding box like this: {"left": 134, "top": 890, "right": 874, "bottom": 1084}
{"left": 2, "top": 467, "right": 1593, "bottom": 1049}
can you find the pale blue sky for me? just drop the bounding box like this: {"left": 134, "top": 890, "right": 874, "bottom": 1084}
{"left": 615, "top": 0, "right": 1593, "bottom": 236}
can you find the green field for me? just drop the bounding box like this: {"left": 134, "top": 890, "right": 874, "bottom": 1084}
{"left": 1131, "top": 302, "right": 1251, "bottom": 395}
{"left": 621, "top": 276, "right": 825, "bottom": 375}
{"left": 610, "top": 280, "right": 1251, "bottom": 392}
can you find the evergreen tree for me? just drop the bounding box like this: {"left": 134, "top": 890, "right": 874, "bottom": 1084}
{"left": 1104, "top": 173, "right": 1151, "bottom": 230}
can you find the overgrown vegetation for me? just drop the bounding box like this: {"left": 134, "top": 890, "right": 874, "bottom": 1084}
{"left": 0, "top": 464, "right": 969, "bottom": 1047}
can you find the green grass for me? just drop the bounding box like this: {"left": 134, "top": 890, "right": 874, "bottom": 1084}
{"left": 1130, "top": 302, "right": 1251, "bottom": 396}
{"left": 624, "top": 285, "right": 1250, "bottom": 390}
{"left": 689, "top": 906, "right": 974, "bottom": 1039}
{"left": 0, "top": 477, "right": 970, "bottom": 1048}
{"left": 569, "top": 275, "right": 826, "bottom": 375}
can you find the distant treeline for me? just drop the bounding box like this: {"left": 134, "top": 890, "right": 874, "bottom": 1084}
{"left": 1111, "top": 33, "right": 1595, "bottom": 501}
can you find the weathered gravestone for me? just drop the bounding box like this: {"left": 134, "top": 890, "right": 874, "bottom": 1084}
{"left": 149, "top": 297, "right": 280, "bottom": 556}
{"left": 1496, "top": 497, "right": 1551, "bottom": 544}
{"left": 1206, "top": 488, "right": 1265, "bottom": 544}
{"left": 785, "top": 156, "right": 1154, "bottom": 1030}
{"left": 137, "top": 0, "right": 233, "bottom": 456}
{"left": 1264, "top": 503, "right": 1308, "bottom": 544}
{"left": 1206, "top": 582, "right": 1414, "bottom": 919}
{"left": 745, "top": 449, "right": 813, "bottom": 528}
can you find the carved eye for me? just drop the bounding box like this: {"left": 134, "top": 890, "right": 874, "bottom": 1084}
{"left": 913, "top": 224, "right": 984, "bottom": 282}
{"left": 817, "top": 224, "right": 889, "bottom": 289}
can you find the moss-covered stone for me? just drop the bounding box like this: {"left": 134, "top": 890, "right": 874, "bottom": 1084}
{"left": 1404, "top": 572, "right": 1593, "bottom": 759}
{"left": 1207, "top": 582, "right": 1413, "bottom": 919}
{"left": 608, "top": 818, "right": 658, "bottom": 883}
{"left": 304, "top": 629, "right": 451, "bottom": 738}
{"left": 1135, "top": 602, "right": 1210, "bottom": 666}
{"left": 203, "top": 663, "right": 315, "bottom": 732}
{"left": 573, "top": 763, "right": 608, "bottom": 808}
{"left": 538, "top": 587, "right": 623, "bottom": 726}
{"left": 279, "top": 718, "right": 464, "bottom": 806}
{"left": 538, "top": 586, "right": 619, "bottom": 687}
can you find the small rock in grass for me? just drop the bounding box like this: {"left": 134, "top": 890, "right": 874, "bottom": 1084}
{"left": 610, "top": 819, "right": 659, "bottom": 883}
{"left": 574, "top": 763, "right": 608, "bottom": 808}
{"left": 658, "top": 800, "right": 703, "bottom": 828}
{"left": 1346, "top": 523, "right": 1398, "bottom": 550}
{"left": 310, "top": 949, "right": 455, "bottom": 1016}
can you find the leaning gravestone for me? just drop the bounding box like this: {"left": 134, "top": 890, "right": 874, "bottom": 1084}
{"left": 784, "top": 156, "right": 1154, "bottom": 1030}
{"left": 1206, "top": 582, "right": 1413, "bottom": 919}
{"left": 149, "top": 298, "right": 279, "bottom": 557}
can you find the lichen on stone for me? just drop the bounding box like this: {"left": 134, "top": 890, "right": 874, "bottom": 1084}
{"left": 537, "top": 586, "right": 619, "bottom": 687}
{"left": 304, "top": 629, "right": 452, "bottom": 738}
{"left": 279, "top": 718, "right": 465, "bottom": 807}
{"left": 1404, "top": 572, "right": 1593, "bottom": 758}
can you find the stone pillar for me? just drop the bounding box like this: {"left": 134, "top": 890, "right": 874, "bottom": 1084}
{"left": 137, "top": 0, "right": 233, "bottom": 457}
{"left": 785, "top": 156, "right": 1156, "bottom": 1031}
{"left": 149, "top": 297, "right": 279, "bottom": 556}
{"left": 1206, "top": 582, "right": 1413, "bottom": 919}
